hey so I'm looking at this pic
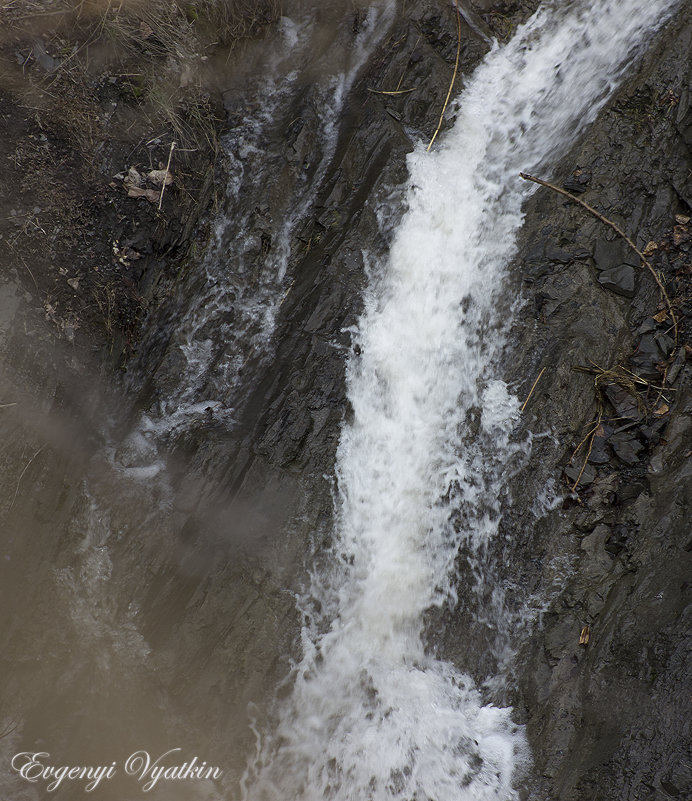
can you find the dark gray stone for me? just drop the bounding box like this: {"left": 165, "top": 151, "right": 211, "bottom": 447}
{"left": 637, "top": 317, "right": 658, "bottom": 334}
{"left": 587, "top": 431, "right": 611, "bottom": 464}
{"left": 609, "top": 432, "right": 644, "bottom": 465}
{"left": 597, "top": 263, "right": 636, "bottom": 297}
{"left": 604, "top": 382, "right": 644, "bottom": 420}
{"left": 632, "top": 333, "right": 665, "bottom": 380}
{"left": 654, "top": 331, "right": 675, "bottom": 357}
{"left": 564, "top": 463, "right": 597, "bottom": 485}
{"left": 593, "top": 238, "right": 639, "bottom": 271}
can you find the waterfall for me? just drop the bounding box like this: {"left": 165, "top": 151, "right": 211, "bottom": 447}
{"left": 115, "top": 1, "right": 395, "bottom": 473}
{"left": 242, "top": 1, "right": 679, "bottom": 799}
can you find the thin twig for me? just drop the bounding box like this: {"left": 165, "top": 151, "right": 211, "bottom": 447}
{"left": 521, "top": 366, "right": 546, "bottom": 412}
{"left": 396, "top": 33, "right": 421, "bottom": 91}
{"left": 427, "top": 0, "right": 462, "bottom": 152}
{"left": 519, "top": 172, "right": 678, "bottom": 341}
{"left": 570, "top": 410, "right": 602, "bottom": 491}
{"left": 158, "top": 140, "right": 176, "bottom": 211}
{"left": 10, "top": 445, "right": 45, "bottom": 510}
{"left": 0, "top": 718, "right": 19, "bottom": 740}
{"left": 367, "top": 87, "right": 417, "bottom": 96}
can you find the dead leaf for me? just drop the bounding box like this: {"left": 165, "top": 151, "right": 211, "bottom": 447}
{"left": 579, "top": 626, "right": 590, "bottom": 646}
{"left": 124, "top": 166, "right": 143, "bottom": 188}
{"left": 653, "top": 403, "right": 669, "bottom": 417}
{"left": 122, "top": 246, "right": 141, "bottom": 261}
{"left": 653, "top": 309, "right": 668, "bottom": 323}
{"left": 675, "top": 214, "right": 690, "bottom": 225}
{"left": 642, "top": 240, "right": 658, "bottom": 256}
{"left": 147, "top": 168, "right": 173, "bottom": 187}
{"left": 673, "top": 225, "right": 690, "bottom": 246}
{"left": 67, "top": 277, "right": 80, "bottom": 290}
{"left": 126, "top": 185, "right": 161, "bottom": 203}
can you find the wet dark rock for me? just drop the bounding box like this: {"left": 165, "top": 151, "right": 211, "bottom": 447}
{"left": 563, "top": 462, "right": 596, "bottom": 486}
{"left": 631, "top": 333, "right": 665, "bottom": 380}
{"left": 660, "top": 781, "right": 680, "bottom": 798}
{"left": 592, "top": 237, "right": 639, "bottom": 271}
{"left": 597, "top": 263, "right": 636, "bottom": 297}
{"left": 604, "top": 525, "right": 629, "bottom": 557}
{"left": 609, "top": 431, "right": 644, "bottom": 465}
{"left": 573, "top": 509, "right": 605, "bottom": 533}
{"left": 640, "top": 417, "right": 667, "bottom": 445}
{"left": 604, "top": 382, "right": 644, "bottom": 420}
{"left": 618, "top": 479, "right": 648, "bottom": 503}
{"left": 637, "top": 317, "right": 658, "bottom": 334}
{"left": 562, "top": 168, "right": 591, "bottom": 194}
{"left": 654, "top": 331, "right": 675, "bottom": 358}
{"left": 666, "top": 347, "right": 687, "bottom": 384}
{"left": 587, "top": 432, "right": 611, "bottom": 464}
{"left": 544, "top": 245, "right": 574, "bottom": 263}
{"left": 480, "top": 7, "right": 692, "bottom": 800}
{"left": 562, "top": 178, "right": 586, "bottom": 193}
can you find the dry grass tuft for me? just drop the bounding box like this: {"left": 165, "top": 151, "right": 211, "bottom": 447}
{"left": 0, "top": 0, "right": 281, "bottom": 152}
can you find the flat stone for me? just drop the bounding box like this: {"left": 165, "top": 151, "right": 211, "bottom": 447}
{"left": 631, "top": 333, "right": 664, "bottom": 380}
{"left": 593, "top": 238, "right": 639, "bottom": 271}
{"left": 597, "top": 264, "right": 636, "bottom": 297}
{"left": 654, "top": 331, "right": 675, "bottom": 358}
{"left": 564, "top": 463, "right": 597, "bottom": 486}
{"left": 666, "top": 348, "right": 686, "bottom": 384}
{"left": 581, "top": 524, "right": 611, "bottom": 556}
{"left": 588, "top": 435, "right": 611, "bottom": 464}
{"left": 545, "top": 246, "right": 573, "bottom": 263}
{"left": 609, "top": 433, "right": 644, "bottom": 465}
{"left": 637, "top": 318, "right": 658, "bottom": 335}
{"left": 604, "top": 382, "right": 644, "bottom": 420}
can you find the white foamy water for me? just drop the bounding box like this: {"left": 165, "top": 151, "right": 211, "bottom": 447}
{"left": 243, "top": 1, "right": 679, "bottom": 799}
{"left": 116, "top": 1, "right": 395, "bottom": 474}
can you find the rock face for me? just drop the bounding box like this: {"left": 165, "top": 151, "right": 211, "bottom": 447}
{"left": 0, "top": 0, "right": 689, "bottom": 798}
{"left": 476, "top": 6, "right": 691, "bottom": 799}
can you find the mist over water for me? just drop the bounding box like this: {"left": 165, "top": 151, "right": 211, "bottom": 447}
{"left": 242, "top": 1, "right": 679, "bottom": 799}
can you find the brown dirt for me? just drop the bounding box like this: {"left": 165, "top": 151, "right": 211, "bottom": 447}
{"left": 0, "top": 0, "right": 279, "bottom": 365}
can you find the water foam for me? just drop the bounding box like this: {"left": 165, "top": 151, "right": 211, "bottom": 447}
{"left": 243, "top": 1, "right": 679, "bottom": 798}
{"left": 115, "top": 1, "right": 396, "bottom": 476}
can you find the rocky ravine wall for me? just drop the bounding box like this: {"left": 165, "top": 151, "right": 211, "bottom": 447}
{"left": 0, "top": 1, "right": 689, "bottom": 798}
{"left": 503, "top": 7, "right": 692, "bottom": 799}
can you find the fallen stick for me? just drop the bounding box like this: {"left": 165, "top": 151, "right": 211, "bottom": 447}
{"left": 519, "top": 171, "right": 678, "bottom": 341}
{"left": 427, "top": 0, "right": 462, "bottom": 152}
{"left": 521, "top": 366, "right": 546, "bottom": 412}
{"left": 367, "top": 87, "right": 417, "bottom": 96}
{"left": 158, "top": 140, "right": 176, "bottom": 211}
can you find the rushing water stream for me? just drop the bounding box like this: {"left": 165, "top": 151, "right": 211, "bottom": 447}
{"left": 241, "top": 1, "right": 679, "bottom": 799}
{"left": 0, "top": 1, "right": 681, "bottom": 800}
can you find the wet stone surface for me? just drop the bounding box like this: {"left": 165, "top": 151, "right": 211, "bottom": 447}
{"left": 0, "top": 1, "right": 689, "bottom": 799}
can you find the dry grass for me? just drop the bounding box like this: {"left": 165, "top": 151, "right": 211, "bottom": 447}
{"left": 575, "top": 360, "right": 672, "bottom": 401}
{"left": 566, "top": 360, "right": 675, "bottom": 490}
{"left": 0, "top": 0, "right": 281, "bottom": 152}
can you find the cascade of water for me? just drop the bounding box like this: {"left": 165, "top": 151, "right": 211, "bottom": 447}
{"left": 115, "top": 1, "right": 396, "bottom": 475}
{"left": 243, "top": 1, "right": 679, "bottom": 799}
